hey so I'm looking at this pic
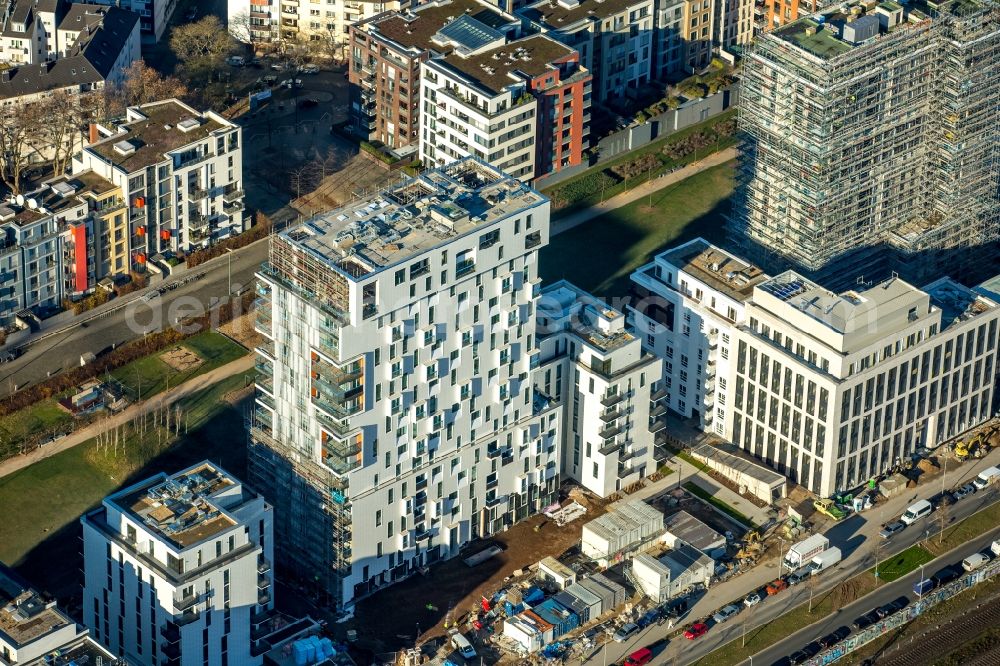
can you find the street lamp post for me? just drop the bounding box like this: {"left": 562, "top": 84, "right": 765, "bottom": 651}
{"left": 226, "top": 248, "right": 235, "bottom": 295}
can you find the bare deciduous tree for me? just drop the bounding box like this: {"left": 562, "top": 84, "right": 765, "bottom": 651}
{"left": 228, "top": 10, "right": 255, "bottom": 47}
{"left": 118, "top": 60, "right": 190, "bottom": 108}
{"left": 0, "top": 111, "right": 38, "bottom": 194}
{"left": 170, "top": 16, "right": 237, "bottom": 67}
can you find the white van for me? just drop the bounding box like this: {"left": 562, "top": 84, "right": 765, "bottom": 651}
{"left": 900, "top": 499, "right": 933, "bottom": 525}
{"left": 963, "top": 553, "right": 989, "bottom": 571}
{"left": 973, "top": 466, "right": 1000, "bottom": 490}
{"left": 991, "top": 539, "right": 1000, "bottom": 557}
{"left": 450, "top": 631, "right": 477, "bottom": 660}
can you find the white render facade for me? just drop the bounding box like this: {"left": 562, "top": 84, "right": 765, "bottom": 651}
{"left": 80, "top": 462, "right": 275, "bottom": 666}
{"left": 536, "top": 280, "right": 662, "bottom": 498}
{"left": 249, "top": 158, "right": 560, "bottom": 609}
{"left": 74, "top": 99, "right": 246, "bottom": 263}
{"left": 227, "top": 0, "right": 403, "bottom": 49}
{"left": 728, "top": 273, "right": 1000, "bottom": 496}
{"left": 419, "top": 59, "right": 538, "bottom": 181}
{"left": 629, "top": 239, "right": 768, "bottom": 437}
{"left": 88, "top": 0, "right": 174, "bottom": 41}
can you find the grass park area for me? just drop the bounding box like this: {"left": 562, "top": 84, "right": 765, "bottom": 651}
{"left": 684, "top": 481, "right": 756, "bottom": 528}
{"left": 0, "top": 372, "right": 252, "bottom": 599}
{"left": 110, "top": 330, "right": 247, "bottom": 400}
{"left": 872, "top": 545, "right": 936, "bottom": 583}
{"left": 542, "top": 110, "right": 737, "bottom": 217}
{"left": 0, "top": 331, "right": 246, "bottom": 462}
{"left": 540, "top": 161, "right": 735, "bottom": 297}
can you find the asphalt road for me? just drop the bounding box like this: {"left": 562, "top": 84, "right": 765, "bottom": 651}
{"left": 749, "top": 500, "right": 1000, "bottom": 666}
{"left": 0, "top": 240, "right": 268, "bottom": 396}
{"left": 589, "top": 455, "right": 1000, "bottom": 666}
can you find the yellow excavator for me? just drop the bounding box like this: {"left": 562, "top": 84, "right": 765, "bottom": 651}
{"left": 735, "top": 530, "right": 762, "bottom": 564}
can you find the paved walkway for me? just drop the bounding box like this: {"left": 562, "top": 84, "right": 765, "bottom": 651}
{"left": 0, "top": 354, "right": 255, "bottom": 480}
{"left": 550, "top": 147, "right": 738, "bottom": 237}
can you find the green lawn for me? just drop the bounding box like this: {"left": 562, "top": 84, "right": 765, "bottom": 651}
{"left": 872, "top": 545, "right": 935, "bottom": 583}
{"left": 684, "top": 480, "right": 756, "bottom": 528}
{"left": 540, "top": 161, "right": 735, "bottom": 297}
{"left": 544, "top": 110, "right": 737, "bottom": 216}
{"left": 925, "top": 500, "right": 1000, "bottom": 556}
{"left": 111, "top": 330, "right": 247, "bottom": 399}
{"left": 0, "top": 373, "right": 252, "bottom": 598}
{"left": 0, "top": 400, "right": 73, "bottom": 455}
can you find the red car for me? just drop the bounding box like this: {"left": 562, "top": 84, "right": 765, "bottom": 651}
{"left": 684, "top": 622, "right": 709, "bottom": 640}
{"left": 624, "top": 647, "right": 653, "bottom": 666}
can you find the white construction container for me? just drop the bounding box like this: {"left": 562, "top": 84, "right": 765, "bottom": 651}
{"left": 581, "top": 500, "right": 664, "bottom": 562}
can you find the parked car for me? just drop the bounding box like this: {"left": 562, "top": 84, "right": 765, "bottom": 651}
{"left": 788, "top": 650, "right": 811, "bottom": 665}
{"left": 141, "top": 290, "right": 160, "bottom": 303}
{"left": 794, "top": 643, "right": 822, "bottom": 662}
{"left": 226, "top": 55, "right": 245, "bottom": 67}
{"left": 659, "top": 597, "right": 688, "bottom": 622}
{"left": 712, "top": 604, "right": 740, "bottom": 624}
{"left": 766, "top": 579, "right": 789, "bottom": 595}
{"left": 613, "top": 623, "right": 639, "bottom": 643}
{"left": 298, "top": 98, "right": 319, "bottom": 109}
{"left": 852, "top": 610, "right": 880, "bottom": 630}
{"left": 684, "top": 622, "right": 709, "bottom": 640}
{"left": 932, "top": 564, "right": 962, "bottom": 586}
{"left": 624, "top": 648, "right": 652, "bottom": 666}
{"left": 786, "top": 568, "right": 811, "bottom": 586}
{"left": 963, "top": 552, "right": 990, "bottom": 571}
{"left": 819, "top": 626, "right": 851, "bottom": 648}
{"left": 879, "top": 521, "right": 906, "bottom": 539}
{"left": 300, "top": 63, "right": 320, "bottom": 74}
{"left": 637, "top": 608, "right": 660, "bottom": 628}
{"left": 744, "top": 592, "right": 762, "bottom": 607}
{"left": 876, "top": 596, "right": 909, "bottom": 618}
{"left": 952, "top": 483, "right": 976, "bottom": 501}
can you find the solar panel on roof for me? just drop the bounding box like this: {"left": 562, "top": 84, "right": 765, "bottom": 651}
{"left": 437, "top": 15, "right": 504, "bottom": 51}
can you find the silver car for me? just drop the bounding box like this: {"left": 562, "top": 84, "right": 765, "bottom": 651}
{"left": 712, "top": 604, "right": 741, "bottom": 623}
{"left": 613, "top": 622, "right": 639, "bottom": 643}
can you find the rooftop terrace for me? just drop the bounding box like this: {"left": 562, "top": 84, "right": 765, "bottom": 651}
{"left": 111, "top": 463, "right": 239, "bottom": 549}
{"left": 924, "top": 277, "right": 998, "bottom": 329}
{"left": 519, "top": 0, "right": 649, "bottom": 28}
{"left": 87, "top": 100, "right": 229, "bottom": 173}
{"left": 368, "top": 0, "right": 515, "bottom": 53}
{"left": 659, "top": 238, "right": 768, "bottom": 302}
{"left": 539, "top": 280, "right": 635, "bottom": 353}
{"left": 439, "top": 33, "right": 574, "bottom": 94}
{"left": 0, "top": 564, "right": 73, "bottom": 648}
{"left": 280, "top": 158, "right": 545, "bottom": 279}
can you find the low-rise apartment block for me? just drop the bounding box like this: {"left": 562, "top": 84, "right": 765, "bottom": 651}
{"left": 81, "top": 461, "right": 275, "bottom": 665}
{"left": 0, "top": 562, "right": 115, "bottom": 665}
{"left": 419, "top": 32, "right": 590, "bottom": 180}
{"left": 631, "top": 239, "right": 1000, "bottom": 497}
{"left": 348, "top": 0, "right": 519, "bottom": 150}
{"left": 0, "top": 4, "right": 139, "bottom": 105}
{"left": 0, "top": 170, "right": 124, "bottom": 322}
{"left": 73, "top": 99, "right": 246, "bottom": 266}
{"left": 630, "top": 239, "right": 768, "bottom": 436}
{"left": 536, "top": 281, "right": 662, "bottom": 497}
{"left": 249, "top": 158, "right": 560, "bottom": 609}
{"left": 0, "top": 0, "right": 62, "bottom": 66}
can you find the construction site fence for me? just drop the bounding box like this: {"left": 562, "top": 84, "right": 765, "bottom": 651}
{"left": 806, "top": 556, "right": 1000, "bottom": 665}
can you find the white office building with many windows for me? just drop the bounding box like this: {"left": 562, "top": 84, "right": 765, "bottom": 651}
{"left": 536, "top": 280, "right": 662, "bottom": 497}
{"left": 81, "top": 462, "right": 275, "bottom": 665}
{"left": 629, "top": 238, "right": 769, "bottom": 437}
{"left": 248, "top": 158, "right": 561, "bottom": 609}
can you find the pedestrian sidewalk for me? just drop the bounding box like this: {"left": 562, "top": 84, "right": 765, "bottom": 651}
{"left": 550, "top": 147, "right": 738, "bottom": 237}
{"left": 0, "top": 354, "right": 255, "bottom": 480}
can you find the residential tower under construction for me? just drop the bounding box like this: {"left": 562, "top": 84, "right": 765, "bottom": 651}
{"left": 730, "top": 0, "right": 1000, "bottom": 288}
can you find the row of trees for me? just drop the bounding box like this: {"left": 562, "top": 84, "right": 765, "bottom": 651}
{"left": 0, "top": 61, "right": 188, "bottom": 194}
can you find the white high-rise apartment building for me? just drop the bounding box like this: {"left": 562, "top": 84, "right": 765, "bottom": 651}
{"left": 81, "top": 462, "right": 275, "bottom": 666}
{"left": 629, "top": 239, "right": 769, "bottom": 436}
{"left": 536, "top": 281, "right": 662, "bottom": 498}
{"left": 728, "top": 273, "right": 1000, "bottom": 496}
{"left": 249, "top": 158, "right": 561, "bottom": 609}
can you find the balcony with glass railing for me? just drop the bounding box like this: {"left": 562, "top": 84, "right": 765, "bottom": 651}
{"left": 322, "top": 432, "right": 362, "bottom": 475}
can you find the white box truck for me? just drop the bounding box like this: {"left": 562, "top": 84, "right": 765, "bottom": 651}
{"left": 973, "top": 466, "right": 1000, "bottom": 490}
{"left": 784, "top": 534, "right": 830, "bottom": 570}
{"left": 809, "top": 547, "right": 842, "bottom": 574}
